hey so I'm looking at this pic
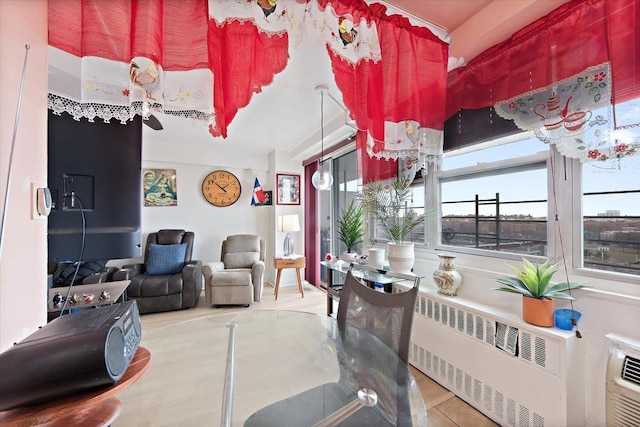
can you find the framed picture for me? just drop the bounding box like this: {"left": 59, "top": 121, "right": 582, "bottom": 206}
{"left": 143, "top": 168, "right": 178, "bottom": 207}
{"left": 254, "top": 190, "right": 273, "bottom": 206}
{"left": 276, "top": 174, "right": 300, "bottom": 205}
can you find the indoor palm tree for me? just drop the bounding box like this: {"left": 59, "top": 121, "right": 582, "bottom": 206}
{"left": 358, "top": 176, "right": 426, "bottom": 272}
{"left": 337, "top": 200, "right": 364, "bottom": 262}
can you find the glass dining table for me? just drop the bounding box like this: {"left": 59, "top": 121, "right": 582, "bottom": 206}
{"left": 114, "top": 310, "right": 427, "bottom": 426}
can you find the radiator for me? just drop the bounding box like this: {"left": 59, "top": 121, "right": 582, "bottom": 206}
{"left": 409, "top": 292, "right": 585, "bottom": 427}
{"left": 606, "top": 334, "right": 640, "bottom": 426}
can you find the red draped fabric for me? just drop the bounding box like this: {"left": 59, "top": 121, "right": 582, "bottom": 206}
{"left": 446, "top": 0, "right": 639, "bottom": 119}
{"left": 356, "top": 131, "right": 397, "bottom": 183}
{"left": 48, "top": 0, "right": 449, "bottom": 156}
{"left": 207, "top": 21, "right": 289, "bottom": 138}
{"left": 48, "top": 0, "right": 289, "bottom": 136}
{"left": 320, "top": 0, "right": 447, "bottom": 183}
{"left": 48, "top": 0, "right": 210, "bottom": 70}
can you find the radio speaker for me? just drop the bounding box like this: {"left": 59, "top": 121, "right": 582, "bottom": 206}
{"left": 0, "top": 299, "right": 141, "bottom": 411}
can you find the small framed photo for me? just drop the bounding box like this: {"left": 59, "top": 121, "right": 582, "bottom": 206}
{"left": 254, "top": 190, "right": 273, "bottom": 206}
{"left": 276, "top": 174, "right": 300, "bottom": 205}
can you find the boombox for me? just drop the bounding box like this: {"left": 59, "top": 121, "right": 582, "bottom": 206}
{"left": 0, "top": 299, "right": 141, "bottom": 411}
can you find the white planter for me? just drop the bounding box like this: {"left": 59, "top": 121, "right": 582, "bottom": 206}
{"left": 341, "top": 252, "right": 359, "bottom": 263}
{"left": 387, "top": 242, "right": 414, "bottom": 273}
{"left": 367, "top": 248, "right": 385, "bottom": 270}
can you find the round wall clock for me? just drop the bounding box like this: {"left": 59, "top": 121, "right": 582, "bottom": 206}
{"left": 201, "top": 170, "right": 242, "bottom": 207}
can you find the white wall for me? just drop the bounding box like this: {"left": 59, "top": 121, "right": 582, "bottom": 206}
{"left": 0, "top": 0, "right": 48, "bottom": 352}
{"left": 108, "top": 129, "right": 306, "bottom": 289}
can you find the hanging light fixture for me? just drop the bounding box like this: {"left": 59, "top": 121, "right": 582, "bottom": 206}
{"left": 311, "top": 84, "right": 333, "bottom": 191}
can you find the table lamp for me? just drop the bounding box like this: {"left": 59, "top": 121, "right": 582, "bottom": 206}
{"left": 278, "top": 214, "right": 300, "bottom": 256}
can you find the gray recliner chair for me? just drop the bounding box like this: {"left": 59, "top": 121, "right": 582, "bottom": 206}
{"left": 113, "top": 229, "right": 203, "bottom": 314}
{"left": 202, "top": 234, "right": 265, "bottom": 307}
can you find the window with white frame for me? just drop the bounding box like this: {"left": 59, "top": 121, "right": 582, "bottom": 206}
{"left": 438, "top": 125, "right": 640, "bottom": 280}
{"left": 437, "top": 133, "right": 550, "bottom": 259}
{"left": 580, "top": 133, "right": 640, "bottom": 277}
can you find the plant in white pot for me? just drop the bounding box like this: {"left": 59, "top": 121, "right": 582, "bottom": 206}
{"left": 337, "top": 200, "right": 364, "bottom": 263}
{"left": 492, "top": 257, "right": 588, "bottom": 327}
{"left": 358, "top": 176, "right": 426, "bottom": 273}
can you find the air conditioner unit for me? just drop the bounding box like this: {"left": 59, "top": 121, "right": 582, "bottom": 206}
{"left": 606, "top": 334, "right": 640, "bottom": 427}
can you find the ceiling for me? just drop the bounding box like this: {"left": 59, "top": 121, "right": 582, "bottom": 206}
{"left": 149, "top": 0, "right": 569, "bottom": 161}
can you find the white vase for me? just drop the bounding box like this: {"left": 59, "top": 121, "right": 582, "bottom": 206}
{"left": 367, "top": 248, "right": 385, "bottom": 270}
{"left": 387, "top": 242, "right": 414, "bottom": 273}
{"left": 432, "top": 253, "right": 462, "bottom": 296}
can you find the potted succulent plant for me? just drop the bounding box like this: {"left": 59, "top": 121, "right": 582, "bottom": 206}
{"left": 337, "top": 200, "right": 364, "bottom": 263}
{"left": 357, "top": 176, "right": 426, "bottom": 273}
{"left": 492, "top": 257, "right": 587, "bottom": 327}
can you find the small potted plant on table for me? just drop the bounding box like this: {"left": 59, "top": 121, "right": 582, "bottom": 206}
{"left": 492, "top": 258, "right": 587, "bottom": 327}
{"left": 337, "top": 200, "right": 364, "bottom": 263}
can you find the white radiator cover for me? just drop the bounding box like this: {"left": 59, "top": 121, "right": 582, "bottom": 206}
{"left": 409, "top": 291, "right": 586, "bottom": 427}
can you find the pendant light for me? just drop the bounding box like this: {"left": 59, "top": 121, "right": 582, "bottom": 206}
{"left": 311, "top": 84, "right": 333, "bottom": 191}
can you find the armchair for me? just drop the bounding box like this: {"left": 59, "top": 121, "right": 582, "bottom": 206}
{"left": 113, "top": 229, "right": 202, "bottom": 314}
{"left": 202, "top": 234, "right": 265, "bottom": 307}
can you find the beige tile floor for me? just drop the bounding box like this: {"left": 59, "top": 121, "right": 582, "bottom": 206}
{"left": 127, "top": 282, "right": 497, "bottom": 427}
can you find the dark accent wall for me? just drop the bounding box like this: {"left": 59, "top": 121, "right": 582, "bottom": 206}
{"left": 47, "top": 110, "right": 142, "bottom": 263}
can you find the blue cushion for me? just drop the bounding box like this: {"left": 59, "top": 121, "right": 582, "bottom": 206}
{"left": 145, "top": 243, "right": 187, "bottom": 275}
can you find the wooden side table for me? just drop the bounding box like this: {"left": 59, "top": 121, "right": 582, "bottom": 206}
{"left": 274, "top": 256, "right": 306, "bottom": 300}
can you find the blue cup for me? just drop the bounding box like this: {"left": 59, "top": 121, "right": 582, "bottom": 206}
{"left": 554, "top": 308, "right": 582, "bottom": 330}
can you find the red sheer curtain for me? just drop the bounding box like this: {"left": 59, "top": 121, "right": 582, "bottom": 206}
{"left": 323, "top": 1, "right": 447, "bottom": 183}
{"left": 355, "top": 131, "right": 397, "bottom": 183}
{"left": 446, "top": 0, "right": 639, "bottom": 119}
{"left": 207, "top": 21, "right": 289, "bottom": 138}
{"left": 48, "top": 0, "right": 290, "bottom": 137}
{"left": 48, "top": 0, "right": 210, "bottom": 70}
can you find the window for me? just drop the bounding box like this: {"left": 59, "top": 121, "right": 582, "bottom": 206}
{"left": 437, "top": 134, "right": 549, "bottom": 258}
{"left": 581, "top": 141, "right": 640, "bottom": 276}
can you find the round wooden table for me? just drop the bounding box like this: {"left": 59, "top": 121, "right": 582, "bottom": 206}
{"left": 0, "top": 347, "right": 150, "bottom": 426}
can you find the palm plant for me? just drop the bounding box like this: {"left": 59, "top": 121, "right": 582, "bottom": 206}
{"left": 337, "top": 200, "right": 364, "bottom": 253}
{"left": 493, "top": 258, "right": 587, "bottom": 300}
{"left": 357, "top": 176, "right": 425, "bottom": 244}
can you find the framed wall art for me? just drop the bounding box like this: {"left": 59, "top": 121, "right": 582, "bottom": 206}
{"left": 254, "top": 190, "right": 273, "bottom": 206}
{"left": 276, "top": 174, "right": 300, "bottom": 205}
{"left": 143, "top": 168, "right": 178, "bottom": 207}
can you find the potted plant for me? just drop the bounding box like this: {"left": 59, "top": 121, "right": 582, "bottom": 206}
{"left": 337, "top": 200, "right": 364, "bottom": 263}
{"left": 492, "top": 257, "right": 587, "bottom": 327}
{"left": 358, "top": 176, "right": 426, "bottom": 273}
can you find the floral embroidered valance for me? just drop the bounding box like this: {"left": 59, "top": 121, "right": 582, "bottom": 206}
{"left": 446, "top": 0, "right": 639, "bottom": 166}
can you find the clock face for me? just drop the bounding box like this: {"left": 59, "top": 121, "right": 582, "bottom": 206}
{"left": 201, "top": 170, "right": 242, "bottom": 207}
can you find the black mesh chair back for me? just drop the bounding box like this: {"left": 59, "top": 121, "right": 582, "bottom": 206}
{"left": 337, "top": 269, "right": 419, "bottom": 364}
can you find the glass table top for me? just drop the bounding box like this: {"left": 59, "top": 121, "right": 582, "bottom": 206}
{"left": 114, "top": 310, "right": 427, "bottom": 426}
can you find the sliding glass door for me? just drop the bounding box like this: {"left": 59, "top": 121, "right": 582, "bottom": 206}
{"left": 319, "top": 149, "right": 360, "bottom": 286}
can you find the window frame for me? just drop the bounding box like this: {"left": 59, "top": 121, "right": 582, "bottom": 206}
{"left": 433, "top": 148, "right": 553, "bottom": 262}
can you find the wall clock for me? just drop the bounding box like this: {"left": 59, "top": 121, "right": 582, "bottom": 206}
{"left": 201, "top": 170, "right": 241, "bottom": 207}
